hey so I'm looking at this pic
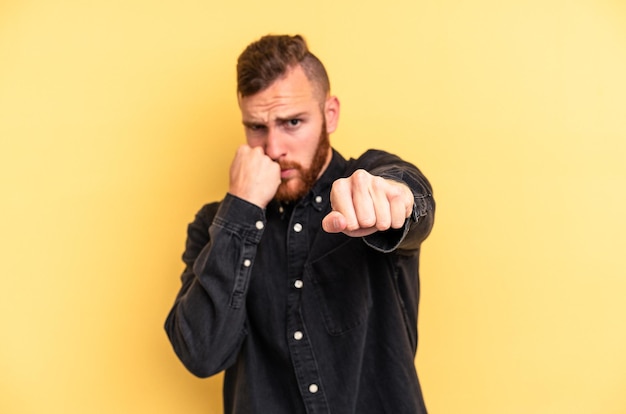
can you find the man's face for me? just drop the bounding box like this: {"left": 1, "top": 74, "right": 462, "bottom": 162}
{"left": 238, "top": 65, "right": 339, "bottom": 202}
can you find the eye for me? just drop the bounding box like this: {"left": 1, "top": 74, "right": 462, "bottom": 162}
{"left": 247, "top": 124, "right": 267, "bottom": 133}
{"left": 284, "top": 118, "right": 301, "bottom": 129}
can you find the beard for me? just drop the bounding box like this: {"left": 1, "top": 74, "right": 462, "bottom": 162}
{"left": 274, "top": 125, "right": 330, "bottom": 203}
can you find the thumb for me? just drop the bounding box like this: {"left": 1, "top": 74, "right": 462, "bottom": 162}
{"left": 322, "top": 211, "right": 346, "bottom": 233}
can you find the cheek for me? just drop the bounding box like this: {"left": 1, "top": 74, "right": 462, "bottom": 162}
{"left": 292, "top": 141, "right": 318, "bottom": 168}
{"left": 295, "top": 127, "right": 323, "bottom": 158}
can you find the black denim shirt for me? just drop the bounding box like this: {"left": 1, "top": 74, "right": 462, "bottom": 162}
{"left": 165, "top": 149, "right": 435, "bottom": 414}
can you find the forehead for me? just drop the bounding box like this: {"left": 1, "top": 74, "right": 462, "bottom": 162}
{"left": 238, "top": 66, "right": 320, "bottom": 120}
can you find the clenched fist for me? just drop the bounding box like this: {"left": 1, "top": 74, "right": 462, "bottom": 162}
{"left": 322, "top": 169, "right": 414, "bottom": 238}
{"left": 228, "top": 145, "right": 281, "bottom": 208}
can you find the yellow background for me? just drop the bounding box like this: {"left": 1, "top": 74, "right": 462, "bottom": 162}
{"left": 1, "top": 0, "right": 625, "bottom": 413}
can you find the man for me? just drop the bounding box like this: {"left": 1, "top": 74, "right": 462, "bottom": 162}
{"left": 165, "top": 34, "right": 435, "bottom": 413}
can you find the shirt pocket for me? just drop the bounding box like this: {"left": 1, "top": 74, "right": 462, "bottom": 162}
{"left": 306, "top": 240, "right": 374, "bottom": 336}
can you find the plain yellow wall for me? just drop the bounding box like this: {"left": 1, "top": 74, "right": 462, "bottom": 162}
{"left": 2, "top": 0, "right": 625, "bottom": 413}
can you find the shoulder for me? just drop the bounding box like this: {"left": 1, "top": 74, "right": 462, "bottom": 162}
{"left": 349, "top": 149, "right": 405, "bottom": 165}
{"left": 345, "top": 149, "right": 416, "bottom": 175}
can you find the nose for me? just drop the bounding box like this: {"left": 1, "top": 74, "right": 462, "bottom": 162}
{"left": 264, "top": 127, "right": 286, "bottom": 161}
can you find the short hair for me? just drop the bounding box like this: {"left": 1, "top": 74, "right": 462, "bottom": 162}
{"left": 236, "top": 34, "right": 330, "bottom": 99}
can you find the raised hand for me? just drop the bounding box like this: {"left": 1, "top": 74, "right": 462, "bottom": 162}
{"left": 321, "top": 169, "right": 414, "bottom": 237}
{"left": 228, "top": 145, "right": 281, "bottom": 208}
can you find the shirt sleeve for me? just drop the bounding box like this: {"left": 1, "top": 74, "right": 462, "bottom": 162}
{"left": 164, "top": 194, "right": 266, "bottom": 377}
{"left": 354, "top": 150, "right": 436, "bottom": 253}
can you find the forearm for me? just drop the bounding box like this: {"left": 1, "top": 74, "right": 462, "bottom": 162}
{"left": 164, "top": 196, "right": 265, "bottom": 377}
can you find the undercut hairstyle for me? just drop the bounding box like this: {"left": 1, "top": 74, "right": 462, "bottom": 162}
{"left": 236, "top": 34, "right": 330, "bottom": 100}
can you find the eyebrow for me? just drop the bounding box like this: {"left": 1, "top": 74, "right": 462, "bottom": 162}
{"left": 242, "top": 120, "right": 265, "bottom": 128}
{"left": 275, "top": 112, "right": 307, "bottom": 123}
{"left": 242, "top": 112, "right": 308, "bottom": 127}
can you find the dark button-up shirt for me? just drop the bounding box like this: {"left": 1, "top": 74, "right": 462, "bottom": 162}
{"left": 165, "top": 149, "right": 435, "bottom": 414}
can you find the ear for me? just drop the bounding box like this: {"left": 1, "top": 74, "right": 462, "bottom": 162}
{"left": 324, "top": 96, "right": 340, "bottom": 134}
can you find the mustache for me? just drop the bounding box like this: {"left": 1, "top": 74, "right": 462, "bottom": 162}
{"left": 278, "top": 160, "right": 303, "bottom": 170}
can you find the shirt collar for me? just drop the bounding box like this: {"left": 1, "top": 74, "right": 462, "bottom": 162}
{"left": 268, "top": 149, "right": 347, "bottom": 214}
{"left": 304, "top": 148, "right": 346, "bottom": 212}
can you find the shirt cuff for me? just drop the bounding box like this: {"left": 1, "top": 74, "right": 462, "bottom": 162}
{"left": 212, "top": 193, "right": 267, "bottom": 244}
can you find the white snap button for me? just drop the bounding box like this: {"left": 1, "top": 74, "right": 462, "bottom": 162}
{"left": 294, "top": 331, "right": 303, "bottom": 340}
{"left": 294, "top": 280, "right": 303, "bottom": 289}
{"left": 309, "top": 384, "right": 319, "bottom": 394}
{"left": 243, "top": 259, "right": 251, "bottom": 267}
{"left": 293, "top": 223, "right": 303, "bottom": 232}
{"left": 255, "top": 221, "right": 264, "bottom": 230}
{"left": 315, "top": 195, "right": 322, "bottom": 203}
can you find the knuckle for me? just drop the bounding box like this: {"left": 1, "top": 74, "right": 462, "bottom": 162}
{"left": 391, "top": 207, "right": 407, "bottom": 228}
{"left": 386, "top": 181, "right": 402, "bottom": 198}
{"left": 371, "top": 176, "right": 386, "bottom": 190}
{"left": 358, "top": 214, "right": 376, "bottom": 228}
{"left": 346, "top": 221, "right": 361, "bottom": 232}
{"left": 331, "top": 178, "right": 348, "bottom": 192}
{"left": 352, "top": 169, "right": 370, "bottom": 185}
{"left": 329, "top": 179, "right": 349, "bottom": 202}
{"left": 376, "top": 212, "right": 391, "bottom": 229}
{"left": 391, "top": 217, "right": 406, "bottom": 229}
